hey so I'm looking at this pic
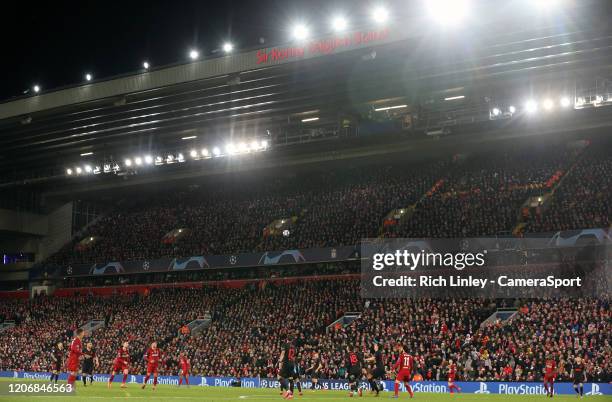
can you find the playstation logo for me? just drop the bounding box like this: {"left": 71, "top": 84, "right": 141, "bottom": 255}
{"left": 474, "top": 382, "right": 490, "bottom": 394}
{"left": 586, "top": 383, "right": 602, "bottom": 396}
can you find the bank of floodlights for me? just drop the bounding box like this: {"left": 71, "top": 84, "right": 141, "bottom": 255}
{"left": 65, "top": 139, "right": 269, "bottom": 177}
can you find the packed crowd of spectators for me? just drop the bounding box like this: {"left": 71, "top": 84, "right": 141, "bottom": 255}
{"left": 526, "top": 143, "right": 611, "bottom": 232}
{"left": 0, "top": 279, "right": 610, "bottom": 383}
{"left": 392, "top": 144, "right": 578, "bottom": 237}
{"left": 40, "top": 138, "right": 610, "bottom": 270}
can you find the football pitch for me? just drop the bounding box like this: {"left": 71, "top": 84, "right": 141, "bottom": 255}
{"left": 0, "top": 379, "right": 608, "bottom": 402}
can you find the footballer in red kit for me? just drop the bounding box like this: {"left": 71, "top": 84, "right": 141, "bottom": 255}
{"left": 392, "top": 343, "right": 414, "bottom": 398}
{"left": 447, "top": 359, "right": 461, "bottom": 395}
{"left": 108, "top": 341, "right": 130, "bottom": 388}
{"left": 543, "top": 355, "right": 557, "bottom": 398}
{"left": 178, "top": 353, "right": 190, "bottom": 386}
{"left": 142, "top": 341, "right": 162, "bottom": 390}
{"left": 66, "top": 328, "right": 85, "bottom": 386}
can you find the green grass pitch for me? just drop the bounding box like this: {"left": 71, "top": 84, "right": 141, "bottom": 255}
{"left": 0, "top": 379, "right": 606, "bottom": 401}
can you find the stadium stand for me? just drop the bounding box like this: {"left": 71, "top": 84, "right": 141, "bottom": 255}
{"left": 42, "top": 138, "right": 609, "bottom": 268}
{"left": 0, "top": 280, "right": 609, "bottom": 382}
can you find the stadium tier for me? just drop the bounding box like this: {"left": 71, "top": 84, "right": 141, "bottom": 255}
{"left": 36, "top": 137, "right": 610, "bottom": 267}
{"left": 0, "top": 280, "right": 610, "bottom": 384}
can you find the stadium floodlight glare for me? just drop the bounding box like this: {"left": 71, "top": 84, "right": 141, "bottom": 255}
{"left": 33, "top": 85, "right": 40, "bottom": 93}
{"left": 80, "top": 152, "right": 93, "bottom": 156}
{"left": 292, "top": 24, "right": 309, "bottom": 41}
{"left": 560, "top": 97, "right": 571, "bottom": 108}
{"left": 177, "top": 153, "right": 185, "bottom": 162}
{"left": 491, "top": 107, "right": 501, "bottom": 116}
{"left": 444, "top": 95, "right": 465, "bottom": 101}
{"left": 534, "top": 0, "right": 561, "bottom": 9}
{"left": 190, "top": 149, "right": 198, "bottom": 158}
{"left": 76, "top": 167, "right": 82, "bottom": 174}
{"left": 250, "top": 140, "right": 259, "bottom": 151}
{"left": 155, "top": 156, "right": 164, "bottom": 165}
{"left": 372, "top": 6, "right": 389, "bottom": 24}
{"left": 508, "top": 105, "right": 516, "bottom": 114}
{"left": 331, "top": 16, "right": 348, "bottom": 31}
{"left": 226, "top": 143, "right": 237, "bottom": 155}
{"left": 84, "top": 165, "right": 92, "bottom": 173}
{"left": 301, "top": 117, "right": 320, "bottom": 122}
{"left": 201, "top": 148, "right": 209, "bottom": 157}
{"left": 143, "top": 61, "right": 150, "bottom": 70}
{"left": 426, "top": 0, "right": 470, "bottom": 26}
{"left": 134, "top": 157, "right": 143, "bottom": 166}
{"left": 181, "top": 135, "right": 197, "bottom": 140}
{"left": 543, "top": 99, "right": 554, "bottom": 111}
{"left": 125, "top": 158, "right": 132, "bottom": 167}
{"left": 261, "top": 140, "right": 268, "bottom": 149}
{"left": 212, "top": 147, "right": 221, "bottom": 156}
{"left": 222, "top": 42, "right": 234, "bottom": 53}
{"left": 239, "top": 142, "right": 248, "bottom": 153}
{"left": 525, "top": 100, "right": 538, "bottom": 114}
{"left": 144, "top": 155, "right": 153, "bottom": 164}
{"left": 85, "top": 73, "right": 93, "bottom": 82}
{"left": 189, "top": 49, "right": 200, "bottom": 60}
{"left": 374, "top": 104, "right": 408, "bottom": 112}
{"left": 66, "top": 168, "right": 73, "bottom": 175}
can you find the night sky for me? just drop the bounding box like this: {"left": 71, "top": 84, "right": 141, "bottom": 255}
{"left": 1, "top": 0, "right": 379, "bottom": 101}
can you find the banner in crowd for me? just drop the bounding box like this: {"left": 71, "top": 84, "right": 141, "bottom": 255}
{"left": 36, "top": 228, "right": 610, "bottom": 279}
{"left": 0, "top": 371, "right": 609, "bottom": 395}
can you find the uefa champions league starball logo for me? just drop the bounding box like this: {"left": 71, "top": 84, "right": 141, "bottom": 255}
{"left": 229, "top": 255, "right": 237, "bottom": 265}
{"left": 143, "top": 260, "right": 150, "bottom": 271}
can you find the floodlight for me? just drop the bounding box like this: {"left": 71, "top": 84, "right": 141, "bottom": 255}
{"left": 212, "top": 147, "right": 221, "bottom": 156}
{"left": 201, "top": 148, "right": 209, "bottom": 157}
{"left": 33, "top": 85, "right": 40, "bottom": 93}
{"left": 560, "top": 97, "right": 571, "bottom": 108}
{"left": 491, "top": 108, "right": 501, "bottom": 116}
{"left": 135, "top": 157, "right": 143, "bottom": 165}
{"left": 143, "top": 61, "right": 150, "bottom": 70}
{"left": 261, "top": 140, "right": 268, "bottom": 149}
{"left": 250, "top": 140, "right": 259, "bottom": 151}
{"left": 144, "top": 155, "right": 153, "bottom": 164}
{"left": 177, "top": 153, "right": 185, "bottom": 162}
{"left": 222, "top": 43, "right": 234, "bottom": 53}
{"left": 372, "top": 6, "right": 389, "bottom": 23}
{"left": 189, "top": 50, "right": 200, "bottom": 60}
{"left": 331, "top": 16, "right": 348, "bottom": 31}
{"left": 239, "top": 142, "right": 248, "bottom": 152}
{"left": 426, "top": 0, "right": 470, "bottom": 26}
{"left": 66, "top": 168, "right": 73, "bottom": 175}
{"left": 508, "top": 105, "right": 516, "bottom": 114}
{"left": 84, "top": 165, "right": 92, "bottom": 173}
{"left": 125, "top": 158, "right": 132, "bottom": 167}
{"left": 76, "top": 167, "right": 82, "bottom": 174}
{"left": 190, "top": 149, "right": 198, "bottom": 158}
{"left": 85, "top": 73, "right": 93, "bottom": 82}
{"left": 292, "top": 24, "right": 309, "bottom": 41}
{"left": 525, "top": 100, "right": 538, "bottom": 114}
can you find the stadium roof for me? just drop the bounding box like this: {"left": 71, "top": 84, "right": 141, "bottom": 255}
{"left": 1, "top": 2, "right": 611, "bottom": 190}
